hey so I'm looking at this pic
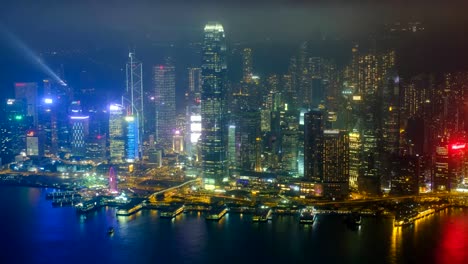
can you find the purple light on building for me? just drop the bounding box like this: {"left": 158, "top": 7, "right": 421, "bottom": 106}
{"left": 109, "top": 167, "right": 118, "bottom": 193}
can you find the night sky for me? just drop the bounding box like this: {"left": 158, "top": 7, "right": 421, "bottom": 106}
{"left": 1, "top": 0, "right": 468, "bottom": 104}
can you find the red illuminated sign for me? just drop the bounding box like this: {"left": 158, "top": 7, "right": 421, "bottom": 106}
{"left": 451, "top": 144, "right": 466, "bottom": 150}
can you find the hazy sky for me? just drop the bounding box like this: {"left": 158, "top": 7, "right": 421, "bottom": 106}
{"left": 1, "top": 0, "right": 467, "bottom": 46}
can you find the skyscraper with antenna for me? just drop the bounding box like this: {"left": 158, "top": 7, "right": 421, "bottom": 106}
{"left": 125, "top": 52, "right": 144, "bottom": 162}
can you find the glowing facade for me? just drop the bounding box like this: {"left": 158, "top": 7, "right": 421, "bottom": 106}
{"left": 109, "top": 104, "right": 125, "bottom": 163}
{"left": 108, "top": 166, "right": 118, "bottom": 193}
{"left": 201, "top": 22, "right": 228, "bottom": 189}
{"left": 125, "top": 53, "right": 143, "bottom": 160}
{"left": 153, "top": 64, "right": 176, "bottom": 149}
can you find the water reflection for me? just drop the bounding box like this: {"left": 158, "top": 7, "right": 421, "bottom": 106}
{"left": 436, "top": 209, "right": 468, "bottom": 264}
{"left": 390, "top": 224, "right": 402, "bottom": 264}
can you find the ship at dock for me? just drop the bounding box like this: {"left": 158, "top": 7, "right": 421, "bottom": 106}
{"left": 76, "top": 198, "right": 101, "bottom": 214}
{"left": 252, "top": 206, "right": 272, "bottom": 222}
{"left": 206, "top": 205, "right": 228, "bottom": 221}
{"left": 160, "top": 204, "right": 185, "bottom": 219}
{"left": 116, "top": 200, "right": 143, "bottom": 216}
{"left": 299, "top": 207, "right": 316, "bottom": 224}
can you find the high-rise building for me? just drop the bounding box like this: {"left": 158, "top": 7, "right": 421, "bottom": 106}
{"left": 109, "top": 104, "right": 126, "bottom": 163}
{"left": 153, "top": 64, "right": 176, "bottom": 149}
{"left": 172, "top": 130, "right": 184, "bottom": 153}
{"left": 26, "top": 130, "right": 43, "bottom": 157}
{"left": 14, "top": 82, "right": 38, "bottom": 126}
{"left": 69, "top": 102, "right": 89, "bottom": 157}
{"left": 348, "top": 130, "right": 361, "bottom": 191}
{"left": 200, "top": 22, "right": 228, "bottom": 189}
{"left": 188, "top": 68, "right": 202, "bottom": 104}
{"left": 125, "top": 53, "right": 143, "bottom": 160}
{"left": 125, "top": 115, "right": 138, "bottom": 163}
{"left": 322, "top": 130, "right": 350, "bottom": 199}
{"left": 242, "top": 48, "right": 253, "bottom": 83}
{"left": 0, "top": 99, "right": 28, "bottom": 160}
{"left": 304, "top": 110, "right": 324, "bottom": 182}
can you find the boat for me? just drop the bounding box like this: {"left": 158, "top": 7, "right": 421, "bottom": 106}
{"left": 345, "top": 212, "right": 362, "bottom": 226}
{"left": 160, "top": 204, "right": 184, "bottom": 219}
{"left": 206, "top": 205, "right": 228, "bottom": 221}
{"left": 76, "top": 200, "right": 99, "bottom": 214}
{"left": 107, "top": 227, "right": 114, "bottom": 235}
{"left": 252, "top": 207, "right": 272, "bottom": 222}
{"left": 299, "top": 207, "right": 316, "bottom": 224}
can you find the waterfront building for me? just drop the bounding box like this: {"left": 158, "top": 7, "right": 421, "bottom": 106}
{"left": 304, "top": 110, "right": 324, "bottom": 182}
{"left": 348, "top": 130, "right": 361, "bottom": 191}
{"left": 200, "top": 22, "right": 228, "bottom": 189}
{"left": 322, "top": 130, "right": 350, "bottom": 199}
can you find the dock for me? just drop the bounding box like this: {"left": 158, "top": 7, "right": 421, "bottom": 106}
{"left": 206, "top": 205, "right": 228, "bottom": 221}
{"left": 116, "top": 199, "right": 144, "bottom": 216}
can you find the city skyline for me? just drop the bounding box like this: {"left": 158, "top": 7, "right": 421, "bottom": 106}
{"left": 2, "top": 3, "right": 468, "bottom": 263}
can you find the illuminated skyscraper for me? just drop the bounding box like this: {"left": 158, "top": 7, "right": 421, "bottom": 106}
{"left": 153, "top": 64, "right": 176, "bottom": 149}
{"left": 304, "top": 110, "right": 324, "bottom": 182}
{"left": 322, "top": 130, "right": 349, "bottom": 199}
{"left": 188, "top": 67, "right": 202, "bottom": 104}
{"left": 242, "top": 48, "right": 253, "bottom": 83}
{"left": 69, "top": 101, "right": 89, "bottom": 157}
{"left": 14, "top": 82, "right": 38, "bottom": 126}
{"left": 0, "top": 99, "right": 28, "bottom": 159}
{"left": 125, "top": 53, "right": 143, "bottom": 160}
{"left": 109, "top": 104, "right": 125, "bottom": 163}
{"left": 201, "top": 22, "right": 228, "bottom": 189}
{"left": 125, "top": 115, "right": 138, "bottom": 163}
{"left": 348, "top": 130, "right": 361, "bottom": 191}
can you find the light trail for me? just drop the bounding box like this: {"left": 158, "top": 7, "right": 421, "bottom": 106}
{"left": 0, "top": 24, "right": 67, "bottom": 85}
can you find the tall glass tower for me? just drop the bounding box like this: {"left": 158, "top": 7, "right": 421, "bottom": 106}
{"left": 201, "top": 22, "right": 228, "bottom": 189}
{"left": 153, "top": 64, "right": 176, "bottom": 149}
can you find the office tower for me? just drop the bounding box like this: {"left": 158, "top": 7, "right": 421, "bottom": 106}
{"left": 260, "top": 109, "right": 271, "bottom": 132}
{"left": 348, "top": 130, "right": 361, "bottom": 191}
{"left": 186, "top": 105, "right": 202, "bottom": 158}
{"left": 0, "top": 99, "right": 28, "bottom": 160}
{"left": 125, "top": 52, "right": 143, "bottom": 160}
{"left": 434, "top": 137, "right": 466, "bottom": 192}
{"left": 242, "top": 48, "right": 253, "bottom": 83}
{"left": 227, "top": 125, "right": 237, "bottom": 169}
{"left": 69, "top": 101, "right": 89, "bottom": 157}
{"left": 236, "top": 110, "right": 261, "bottom": 170}
{"left": 109, "top": 104, "right": 126, "bottom": 163}
{"left": 281, "top": 129, "right": 298, "bottom": 174}
{"left": 14, "top": 82, "right": 38, "bottom": 126}
{"left": 108, "top": 166, "right": 118, "bottom": 193}
{"left": 125, "top": 115, "right": 138, "bottom": 163}
{"left": 153, "top": 64, "right": 176, "bottom": 149}
{"left": 201, "top": 22, "right": 228, "bottom": 189}
{"left": 38, "top": 97, "right": 58, "bottom": 156}
{"left": 188, "top": 67, "right": 202, "bottom": 104}
{"left": 322, "top": 130, "right": 350, "bottom": 199}
{"left": 390, "top": 155, "right": 419, "bottom": 195}
{"left": 304, "top": 110, "right": 324, "bottom": 182}
{"left": 26, "top": 130, "right": 43, "bottom": 157}
{"left": 85, "top": 134, "right": 106, "bottom": 161}
{"left": 382, "top": 74, "right": 400, "bottom": 155}
{"left": 172, "top": 130, "right": 184, "bottom": 153}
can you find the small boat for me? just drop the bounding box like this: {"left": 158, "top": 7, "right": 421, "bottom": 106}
{"left": 107, "top": 227, "right": 114, "bottom": 235}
